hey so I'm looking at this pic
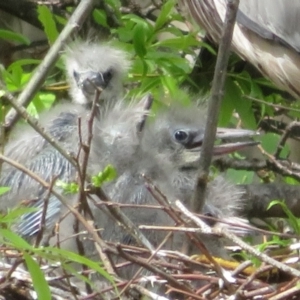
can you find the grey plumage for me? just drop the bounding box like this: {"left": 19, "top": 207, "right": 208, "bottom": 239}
{"left": 1, "top": 104, "right": 88, "bottom": 237}
{"left": 92, "top": 102, "right": 257, "bottom": 257}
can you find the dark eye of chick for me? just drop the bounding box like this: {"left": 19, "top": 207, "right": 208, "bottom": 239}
{"left": 174, "top": 130, "right": 189, "bottom": 143}
{"left": 103, "top": 69, "right": 113, "bottom": 84}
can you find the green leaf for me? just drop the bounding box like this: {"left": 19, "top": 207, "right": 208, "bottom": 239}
{"left": 226, "top": 169, "right": 254, "bottom": 184}
{"left": 1, "top": 207, "right": 38, "bottom": 223}
{"left": 268, "top": 200, "right": 300, "bottom": 234}
{"left": 7, "top": 59, "right": 41, "bottom": 73}
{"left": 0, "top": 29, "right": 30, "bottom": 45}
{"left": 154, "top": 0, "right": 176, "bottom": 31}
{"left": 228, "top": 78, "right": 257, "bottom": 129}
{"left": 0, "top": 229, "right": 32, "bottom": 249}
{"left": 153, "top": 35, "right": 199, "bottom": 50}
{"left": 54, "top": 14, "right": 67, "bottom": 26}
{"left": 24, "top": 253, "right": 52, "bottom": 300}
{"left": 133, "top": 23, "right": 148, "bottom": 58}
{"left": 261, "top": 133, "right": 289, "bottom": 158}
{"left": 38, "top": 93, "right": 56, "bottom": 110}
{"left": 93, "top": 9, "right": 108, "bottom": 28}
{"left": 92, "top": 165, "right": 117, "bottom": 187}
{"left": 37, "top": 5, "right": 59, "bottom": 44}
{"left": 56, "top": 180, "right": 79, "bottom": 194}
{"left": 218, "top": 79, "right": 235, "bottom": 126}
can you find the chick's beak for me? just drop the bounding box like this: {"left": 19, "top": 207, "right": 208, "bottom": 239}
{"left": 74, "top": 70, "right": 110, "bottom": 95}
{"left": 213, "top": 127, "right": 260, "bottom": 155}
{"left": 189, "top": 127, "right": 260, "bottom": 156}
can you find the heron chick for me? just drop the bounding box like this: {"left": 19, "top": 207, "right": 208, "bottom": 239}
{"left": 93, "top": 101, "right": 258, "bottom": 255}
{"left": 1, "top": 40, "right": 129, "bottom": 182}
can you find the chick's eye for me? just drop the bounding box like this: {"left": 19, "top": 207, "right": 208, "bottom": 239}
{"left": 103, "top": 69, "right": 113, "bottom": 83}
{"left": 174, "top": 130, "right": 189, "bottom": 142}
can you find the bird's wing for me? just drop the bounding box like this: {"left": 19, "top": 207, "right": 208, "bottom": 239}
{"left": 1, "top": 142, "right": 75, "bottom": 238}
{"left": 13, "top": 148, "right": 75, "bottom": 237}
{"left": 238, "top": 0, "right": 300, "bottom": 53}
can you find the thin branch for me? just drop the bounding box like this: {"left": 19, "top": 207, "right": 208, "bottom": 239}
{"left": 191, "top": 0, "right": 240, "bottom": 214}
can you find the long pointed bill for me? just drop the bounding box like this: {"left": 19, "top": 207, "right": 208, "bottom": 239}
{"left": 212, "top": 140, "right": 259, "bottom": 155}
{"left": 216, "top": 127, "right": 260, "bottom": 139}
{"left": 181, "top": 127, "right": 260, "bottom": 164}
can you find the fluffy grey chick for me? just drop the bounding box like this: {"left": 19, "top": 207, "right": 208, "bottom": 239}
{"left": 92, "top": 102, "right": 257, "bottom": 253}
{"left": 0, "top": 97, "right": 150, "bottom": 244}
{"left": 140, "top": 103, "right": 258, "bottom": 207}
{"left": 65, "top": 41, "right": 130, "bottom": 106}
{"left": 2, "top": 41, "right": 129, "bottom": 171}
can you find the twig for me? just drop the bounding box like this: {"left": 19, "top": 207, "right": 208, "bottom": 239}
{"left": 191, "top": 0, "right": 240, "bottom": 214}
{"left": 243, "top": 95, "right": 300, "bottom": 113}
{"left": 118, "top": 231, "right": 173, "bottom": 297}
{"left": 274, "top": 121, "right": 300, "bottom": 159}
{"left": 116, "top": 245, "right": 197, "bottom": 298}
{"left": 175, "top": 200, "right": 236, "bottom": 288}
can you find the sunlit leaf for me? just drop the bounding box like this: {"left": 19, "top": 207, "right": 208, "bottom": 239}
{"left": 0, "top": 229, "right": 32, "bottom": 249}
{"left": 38, "top": 5, "right": 59, "bottom": 44}
{"left": 154, "top": 0, "right": 176, "bottom": 30}
{"left": 93, "top": 9, "right": 108, "bottom": 28}
{"left": 24, "top": 253, "right": 52, "bottom": 300}
{"left": 92, "top": 165, "right": 117, "bottom": 187}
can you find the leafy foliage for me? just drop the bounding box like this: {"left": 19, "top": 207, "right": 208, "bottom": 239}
{"left": 1, "top": 0, "right": 300, "bottom": 298}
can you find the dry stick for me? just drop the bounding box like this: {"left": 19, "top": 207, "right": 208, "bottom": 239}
{"left": 144, "top": 178, "right": 228, "bottom": 281}
{"left": 74, "top": 90, "right": 103, "bottom": 294}
{"left": 116, "top": 245, "right": 197, "bottom": 298}
{"left": 118, "top": 231, "right": 173, "bottom": 298}
{"left": 4, "top": 0, "right": 96, "bottom": 131}
{"left": 130, "top": 284, "right": 169, "bottom": 300}
{"left": 243, "top": 95, "right": 300, "bottom": 113}
{"left": 258, "top": 145, "right": 300, "bottom": 181}
{"left": 191, "top": 0, "right": 240, "bottom": 214}
{"left": 89, "top": 188, "right": 156, "bottom": 251}
{"left": 268, "top": 282, "right": 300, "bottom": 300}
{"left": 176, "top": 200, "right": 300, "bottom": 279}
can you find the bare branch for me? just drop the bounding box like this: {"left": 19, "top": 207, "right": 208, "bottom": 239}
{"left": 191, "top": 0, "right": 240, "bottom": 213}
